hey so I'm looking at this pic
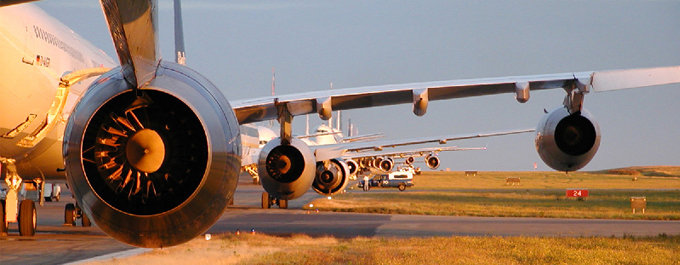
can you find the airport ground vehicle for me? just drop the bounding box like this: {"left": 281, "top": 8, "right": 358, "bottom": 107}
{"left": 358, "top": 170, "right": 414, "bottom": 191}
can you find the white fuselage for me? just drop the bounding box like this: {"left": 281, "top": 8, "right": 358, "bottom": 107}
{"left": 0, "top": 4, "right": 115, "bottom": 180}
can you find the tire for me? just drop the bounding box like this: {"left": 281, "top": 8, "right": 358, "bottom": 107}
{"left": 279, "top": 199, "right": 288, "bottom": 209}
{"left": 1, "top": 200, "right": 7, "bottom": 235}
{"left": 64, "top": 203, "right": 76, "bottom": 226}
{"left": 18, "top": 199, "right": 36, "bottom": 236}
{"left": 261, "top": 192, "right": 271, "bottom": 209}
{"left": 398, "top": 183, "right": 406, "bottom": 191}
{"left": 81, "top": 212, "right": 91, "bottom": 227}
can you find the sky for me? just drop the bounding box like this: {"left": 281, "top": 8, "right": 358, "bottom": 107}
{"left": 34, "top": 0, "right": 680, "bottom": 171}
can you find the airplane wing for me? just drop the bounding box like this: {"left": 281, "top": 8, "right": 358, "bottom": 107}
{"left": 232, "top": 66, "right": 680, "bottom": 125}
{"left": 341, "top": 145, "right": 486, "bottom": 160}
{"left": 312, "top": 128, "right": 533, "bottom": 161}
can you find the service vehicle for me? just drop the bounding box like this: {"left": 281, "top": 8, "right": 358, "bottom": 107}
{"left": 358, "top": 170, "right": 414, "bottom": 191}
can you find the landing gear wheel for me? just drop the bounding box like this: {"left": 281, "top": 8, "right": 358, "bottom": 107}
{"left": 81, "top": 212, "right": 91, "bottom": 227}
{"left": 398, "top": 183, "right": 406, "bottom": 191}
{"left": 261, "top": 192, "right": 271, "bottom": 209}
{"left": 64, "top": 203, "right": 76, "bottom": 226}
{"left": 278, "top": 199, "right": 288, "bottom": 209}
{"left": 18, "top": 199, "right": 36, "bottom": 236}
{"left": 1, "top": 200, "right": 7, "bottom": 235}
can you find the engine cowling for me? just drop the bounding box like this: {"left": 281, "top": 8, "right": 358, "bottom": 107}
{"left": 63, "top": 62, "right": 241, "bottom": 248}
{"left": 535, "top": 107, "right": 600, "bottom": 172}
{"left": 425, "top": 154, "right": 440, "bottom": 169}
{"left": 405, "top": 156, "right": 415, "bottom": 165}
{"left": 258, "top": 137, "right": 315, "bottom": 200}
{"left": 346, "top": 159, "right": 359, "bottom": 175}
{"left": 379, "top": 157, "right": 394, "bottom": 172}
{"left": 312, "top": 158, "right": 350, "bottom": 196}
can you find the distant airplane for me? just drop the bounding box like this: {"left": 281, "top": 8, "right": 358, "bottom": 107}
{"left": 241, "top": 123, "right": 522, "bottom": 209}
{"left": 1, "top": 1, "right": 679, "bottom": 248}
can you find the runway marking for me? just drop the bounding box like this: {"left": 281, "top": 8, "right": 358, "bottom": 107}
{"left": 63, "top": 248, "right": 150, "bottom": 265}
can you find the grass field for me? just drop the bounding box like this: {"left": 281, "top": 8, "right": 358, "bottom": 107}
{"left": 87, "top": 233, "right": 680, "bottom": 265}
{"left": 307, "top": 166, "right": 680, "bottom": 220}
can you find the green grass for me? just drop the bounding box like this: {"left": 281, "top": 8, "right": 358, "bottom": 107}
{"left": 89, "top": 233, "right": 680, "bottom": 265}
{"left": 309, "top": 167, "right": 680, "bottom": 220}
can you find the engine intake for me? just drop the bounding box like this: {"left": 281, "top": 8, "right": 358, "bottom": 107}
{"left": 425, "top": 154, "right": 440, "bottom": 169}
{"left": 258, "top": 137, "right": 315, "bottom": 200}
{"left": 312, "top": 159, "right": 350, "bottom": 196}
{"left": 64, "top": 62, "right": 241, "bottom": 248}
{"left": 535, "top": 107, "right": 600, "bottom": 171}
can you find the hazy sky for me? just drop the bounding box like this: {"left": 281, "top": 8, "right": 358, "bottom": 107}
{"left": 34, "top": 0, "right": 680, "bottom": 171}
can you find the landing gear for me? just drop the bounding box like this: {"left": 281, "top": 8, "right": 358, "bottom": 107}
{"left": 261, "top": 192, "right": 288, "bottom": 209}
{"left": 64, "top": 203, "right": 91, "bottom": 227}
{"left": 1, "top": 158, "right": 39, "bottom": 237}
{"left": 18, "top": 199, "right": 36, "bottom": 236}
{"left": 1, "top": 200, "right": 7, "bottom": 236}
{"left": 64, "top": 203, "right": 76, "bottom": 226}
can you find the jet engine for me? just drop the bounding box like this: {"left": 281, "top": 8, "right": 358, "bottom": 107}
{"left": 378, "top": 157, "right": 394, "bottom": 172}
{"left": 425, "top": 154, "right": 440, "bottom": 169}
{"left": 312, "top": 158, "right": 350, "bottom": 196}
{"left": 258, "top": 137, "right": 315, "bottom": 200}
{"left": 63, "top": 62, "right": 241, "bottom": 248}
{"left": 404, "top": 156, "right": 415, "bottom": 165}
{"left": 535, "top": 107, "right": 600, "bottom": 171}
{"left": 346, "top": 159, "right": 359, "bottom": 176}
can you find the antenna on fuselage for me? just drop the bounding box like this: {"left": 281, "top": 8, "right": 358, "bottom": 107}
{"left": 174, "top": 0, "right": 186, "bottom": 65}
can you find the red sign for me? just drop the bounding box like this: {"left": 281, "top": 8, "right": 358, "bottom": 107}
{"left": 566, "top": 189, "right": 589, "bottom": 197}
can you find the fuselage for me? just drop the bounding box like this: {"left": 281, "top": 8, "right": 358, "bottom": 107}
{"left": 0, "top": 4, "right": 115, "bottom": 180}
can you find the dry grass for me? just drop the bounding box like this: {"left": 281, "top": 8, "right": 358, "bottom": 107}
{"left": 85, "top": 233, "right": 680, "bottom": 265}
{"left": 311, "top": 167, "right": 680, "bottom": 220}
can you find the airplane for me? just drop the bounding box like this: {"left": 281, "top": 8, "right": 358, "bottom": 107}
{"left": 241, "top": 122, "right": 526, "bottom": 209}
{"left": 1, "top": 1, "right": 679, "bottom": 249}
{"left": 345, "top": 145, "right": 488, "bottom": 176}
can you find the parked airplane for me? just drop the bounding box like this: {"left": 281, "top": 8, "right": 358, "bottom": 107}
{"left": 1, "top": 1, "right": 679, "bottom": 248}
{"left": 241, "top": 122, "right": 523, "bottom": 209}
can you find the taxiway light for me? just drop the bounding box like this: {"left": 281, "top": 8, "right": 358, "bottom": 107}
{"left": 205, "top": 234, "right": 211, "bottom": 240}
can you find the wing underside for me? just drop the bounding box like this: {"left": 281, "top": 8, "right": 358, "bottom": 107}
{"left": 233, "top": 66, "right": 680, "bottom": 125}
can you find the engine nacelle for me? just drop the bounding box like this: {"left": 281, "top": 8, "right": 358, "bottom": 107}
{"left": 63, "top": 62, "right": 241, "bottom": 248}
{"left": 312, "top": 158, "right": 350, "bottom": 196}
{"left": 535, "top": 107, "right": 600, "bottom": 171}
{"left": 379, "top": 157, "right": 394, "bottom": 172}
{"left": 346, "top": 159, "right": 359, "bottom": 175}
{"left": 258, "top": 137, "right": 315, "bottom": 200}
{"left": 425, "top": 154, "right": 440, "bottom": 169}
{"left": 405, "top": 156, "right": 415, "bottom": 165}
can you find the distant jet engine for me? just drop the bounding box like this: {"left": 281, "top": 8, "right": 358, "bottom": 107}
{"left": 346, "top": 159, "right": 359, "bottom": 175}
{"left": 379, "top": 157, "right": 394, "bottom": 172}
{"left": 535, "top": 107, "right": 600, "bottom": 172}
{"left": 258, "top": 137, "right": 316, "bottom": 200}
{"left": 373, "top": 156, "right": 384, "bottom": 169}
{"left": 425, "top": 154, "right": 440, "bottom": 169}
{"left": 63, "top": 62, "right": 241, "bottom": 248}
{"left": 405, "top": 156, "right": 415, "bottom": 165}
{"left": 313, "top": 159, "right": 350, "bottom": 196}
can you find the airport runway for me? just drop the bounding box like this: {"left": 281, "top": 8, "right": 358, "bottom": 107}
{"left": 3, "top": 176, "right": 680, "bottom": 264}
